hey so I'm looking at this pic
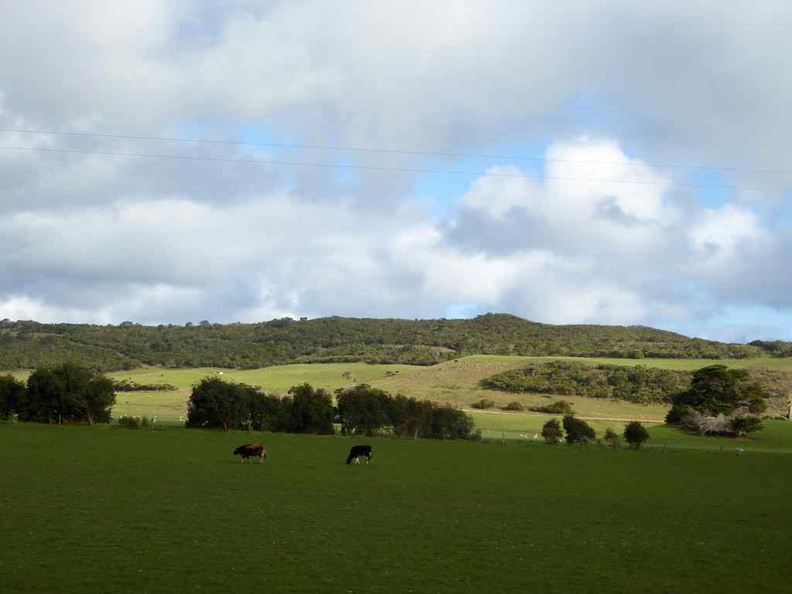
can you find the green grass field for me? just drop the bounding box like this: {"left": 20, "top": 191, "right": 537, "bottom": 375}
{"left": 2, "top": 423, "right": 791, "bottom": 593}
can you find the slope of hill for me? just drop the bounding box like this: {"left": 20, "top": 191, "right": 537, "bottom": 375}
{"left": 0, "top": 313, "right": 768, "bottom": 371}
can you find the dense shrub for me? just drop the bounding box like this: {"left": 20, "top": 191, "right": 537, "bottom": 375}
{"left": 112, "top": 379, "right": 177, "bottom": 392}
{"left": 623, "top": 421, "right": 650, "bottom": 450}
{"left": 665, "top": 404, "right": 692, "bottom": 425}
{"left": 563, "top": 415, "right": 596, "bottom": 445}
{"left": 117, "top": 415, "right": 154, "bottom": 429}
{"left": 541, "top": 418, "right": 563, "bottom": 445}
{"left": 603, "top": 427, "right": 621, "bottom": 449}
{"left": 730, "top": 416, "right": 764, "bottom": 436}
{"left": 502, "top": 401, "right": 524, "bottom": 411}
{"left": 529, "top": 400, "right": 575, "bottom": 415}
{"left": 470, "top": 399, "right": 496, "bottom": 410}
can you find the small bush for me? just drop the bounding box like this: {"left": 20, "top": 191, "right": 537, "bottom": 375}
{"left": 730, "top": 416, "right": 764, "bottom": 436}
{"left": 541, "top": 418, "right": 563, "bottom": 445}
{"left": 623, "top": 421, "right": 650, "bottom": 450}
{"left": 604, "top": 427, "right": 621, "bottom": 449}
{"left": 471, "top": 399, "right": 496, "bottom": 410}
{"left": 529, "top": 400, "right": 575, "bottom": 415}
{"left": 117, "top": 415, "right": 155, "bottom": 429}
{"left": 502, "top": 401, "right": 524, "bottom": 411}
{"left": 118, "top": 415, "right": 142, "bottom": 429}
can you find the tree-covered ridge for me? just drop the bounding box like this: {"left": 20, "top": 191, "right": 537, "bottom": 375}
{"left": 0, "top": 313, "right": 767, "bottom": 371}
{"left": 481, "top": 360, "right": 693, "bottom": 404}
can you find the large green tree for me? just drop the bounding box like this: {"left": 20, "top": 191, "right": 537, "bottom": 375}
{"left": 186, "top": 376, "right": 256, "bottom": 431}
{"left": 336, "top": 384, "right": 392, "bottom": 436}
{"left": 673, "top": 365, "right": 767, "bottom": 416}
{"left": 283, "top": 384, "right": 335, "bottom": 435}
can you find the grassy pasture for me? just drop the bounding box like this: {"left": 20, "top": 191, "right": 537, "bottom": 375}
{"left": 1, "top": 423, "right": 791, "bottom": 593}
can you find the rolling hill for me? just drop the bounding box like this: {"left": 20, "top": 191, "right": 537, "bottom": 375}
{"left": 0, "top": 313, "right": 779, "bottom": 371}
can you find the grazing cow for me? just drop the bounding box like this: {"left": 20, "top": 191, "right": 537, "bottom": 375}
{"left": 346, "top": 445, "right": 373, "bottom": 465}
{"left": 233, "top": 443, "right": 267, "bottom": 464}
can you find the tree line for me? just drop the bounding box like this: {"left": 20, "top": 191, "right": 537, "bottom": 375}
{"left": 0, "top": 313, "right": 768, "bottom": 371}
{"left": 186, "top": 378, "right": 479, "bottom": 440}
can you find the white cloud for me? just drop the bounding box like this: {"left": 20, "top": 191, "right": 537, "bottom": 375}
{"left": 689, "top": 204, "right": 764, "bottom": 257}
{"left": 0, "top": 1, "right": 790, "bottom": 339}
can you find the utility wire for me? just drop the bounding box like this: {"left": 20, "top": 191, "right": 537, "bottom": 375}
{"left": 1, "top": 127, "right": 791, "bottom": 177}
{"left": 1, "top": 144, "right": 789, "bottom": 192}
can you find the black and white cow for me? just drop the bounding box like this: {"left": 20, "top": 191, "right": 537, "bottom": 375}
{"left": 346, "top": 444, "right": 373, "bottom": 465}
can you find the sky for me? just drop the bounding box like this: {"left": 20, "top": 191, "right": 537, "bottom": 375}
{"left": 1, "top": 0, "right": 791, "bottom": 342}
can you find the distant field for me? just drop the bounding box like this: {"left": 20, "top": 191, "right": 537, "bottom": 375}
{"left": 107, "top": 362, "right": 420, "bottom": 391}
{"left": 1, "top": 423, "right": 790, "bottom": 593}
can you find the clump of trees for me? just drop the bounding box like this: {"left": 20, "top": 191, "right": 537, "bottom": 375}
{"left": 0, "top": 363, "right": 115, "bottom": 424}
{"left": 665, "top": 365, "right": 767, "bottom": 437}
{"left": 185, "top": 379, "right": 479, "bottom": 440}
{"left": 482, "top": 361, "right": 691, "bottom": 404}
{"left": 186, "top": 379, "right": 334, "bottom": 434}
{"left": 541, "top": 415, "right": 597, "bottom": 445}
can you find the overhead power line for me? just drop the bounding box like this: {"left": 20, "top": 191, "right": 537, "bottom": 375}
{"left": 1, "top": 127, "right": 791, "bottom": 177}
{"left": 1, "top": 144, "right": 789, "bottom": 192}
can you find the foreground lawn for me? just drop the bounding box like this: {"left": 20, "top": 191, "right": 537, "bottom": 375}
{"left": 1, "top": 423, "right": 791, "bottom": 593}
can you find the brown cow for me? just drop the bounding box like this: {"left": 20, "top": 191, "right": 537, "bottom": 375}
{"left": 233, "top": 443, "right": 267, "bottom": 464}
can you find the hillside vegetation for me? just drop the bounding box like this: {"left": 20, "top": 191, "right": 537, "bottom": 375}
{"left": 482, "top": 360, "right": 691, "bottom": 403}
{"left": 0, "top": 313, "right": 772, "bottom": 371}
